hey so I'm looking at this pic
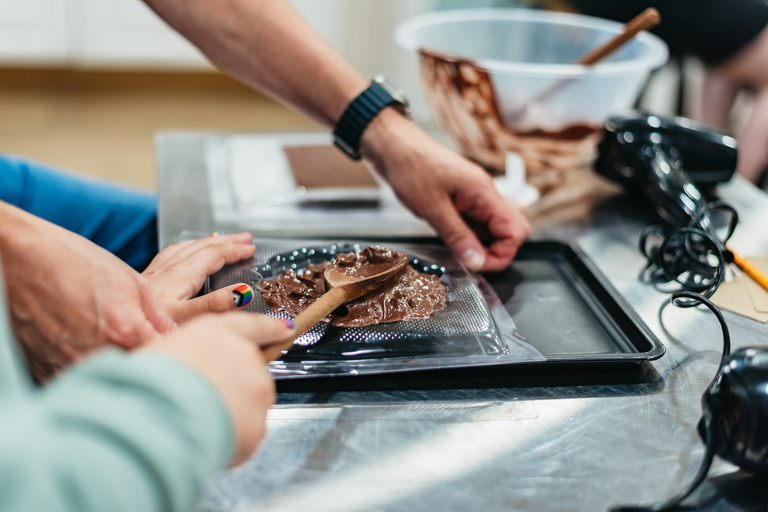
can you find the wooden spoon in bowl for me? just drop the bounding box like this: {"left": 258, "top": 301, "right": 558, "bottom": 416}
{"left": 508, "top": 8, "right": 661, "bottom": 123}
{"left": 261, "top": 252, "right": 409, "bottom": 361}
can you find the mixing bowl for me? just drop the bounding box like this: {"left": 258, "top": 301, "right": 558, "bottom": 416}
{"left": 395, "top": 9, "right": 668, "bottom": 189}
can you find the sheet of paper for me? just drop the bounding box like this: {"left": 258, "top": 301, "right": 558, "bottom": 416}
{"left": 741, "top": 256, "right": 768, "bottom": 313}
{"left": 712, "top": 268, "right": 768, "bottom": 323}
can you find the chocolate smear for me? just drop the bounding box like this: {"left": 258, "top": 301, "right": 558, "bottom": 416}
{"left": 259, "top": 246, "right": 446, "bottom": 328}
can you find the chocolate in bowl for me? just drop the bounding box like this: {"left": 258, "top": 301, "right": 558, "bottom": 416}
{"left": 418, "top": 48, "right": 603, "bottom": 181}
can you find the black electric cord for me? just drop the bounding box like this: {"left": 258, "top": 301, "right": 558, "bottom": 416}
{"left": 639, "top": 201, "right": 739, "bottom": 302}
{"left": 669, "top": 291, "right": 732, "bottom": 380}
{"left": 611, "top": 291, "right": 731, "bottom": 512}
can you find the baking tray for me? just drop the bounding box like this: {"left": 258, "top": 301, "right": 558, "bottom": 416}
{"left": 273, "top": 239, "right": 665, "bottom": 393}
{"left": 203, "top": 237, "right": 663, "bottom": 388}
{"left": 490, "top": 240, "right": 665, "bottom": 364}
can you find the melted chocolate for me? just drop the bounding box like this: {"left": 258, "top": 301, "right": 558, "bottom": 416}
{"left": 417, "top": 48, "right": 602, "bottom": 174}
{"left": 259, "top": 246, "right": 446, "bottom": 328}
{"left": 515, "top": 124, "right": 601, "bottom": 140}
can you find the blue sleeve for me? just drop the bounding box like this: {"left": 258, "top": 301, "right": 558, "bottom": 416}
{"left": 0, "top": 153, "right": 158, "bottom": 270}
{"left": 0, "top": 349, "right": 233, "bottom": 512}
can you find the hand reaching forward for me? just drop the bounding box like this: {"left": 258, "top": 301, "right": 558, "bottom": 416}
{"left": 361, "top": 110, "right": 531, "bottom": 272}
{"left": 142, "top": 232, "right": 257, "bottom": 324}
{"left": 0, "top": 201, "right": 259, "bottom": 380}
{"left": 142, "top": 312, "right": 293, "bottom": 466}
{"left": 0, "top": 203, "right": 175, "bottom": 380}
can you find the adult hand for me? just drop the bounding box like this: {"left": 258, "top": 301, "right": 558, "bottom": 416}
{"left": 142, "top": 312, "right": 293, "bottom": 466}
{"left": 361, "top": 110, "right": 531, "bottom": 272}
{"left": 0, "top": 203, "right": 175, "bottom": 380}
{"left": 139, "top": 0, "right": 529, "bottom": 271}
{"left": 142, "top": 232, "right": 257, "bottom": 324}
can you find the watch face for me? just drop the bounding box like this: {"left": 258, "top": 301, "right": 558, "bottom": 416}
{"left": 374, "top": 75, "right": 410, "bottom": 110}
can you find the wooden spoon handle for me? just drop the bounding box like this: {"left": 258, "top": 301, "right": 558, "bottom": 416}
{"left": 261, "top": 287, "right": 349, "bottom": 361}
{"left": 576, "top": 8, "right": 661, "bottom": 65}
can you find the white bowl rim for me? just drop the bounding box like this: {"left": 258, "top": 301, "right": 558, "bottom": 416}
{"left": 395, "top": 8, "right": 669, "bottom": 77}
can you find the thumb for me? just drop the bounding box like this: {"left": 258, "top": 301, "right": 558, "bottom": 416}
{"left": 169, "top": 283, "right": 255, "bottom": 324}
{"left": 214, "top": 312, "right": 295, "bottom": 348}
{"left": 139, "top": 278, "right": 177, "bottom": 336}
{"left": 429, "top": 202, "right": 486, "bottom": 272}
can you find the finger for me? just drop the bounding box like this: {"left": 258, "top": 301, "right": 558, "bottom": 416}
{"left": 138, "top": 277, "right": 178, "bottom": 335}
{"left": 144, "top": 240, "right": 197, "bottom": 271}
{"left": 474, "top": 197, "right": 530, "bottom": 272}
{"left": 173, "top": 242, "right": 257, "bottom": 285}
{"left": 150, "top": 242, "right": 257, "bottom": 302}
{"left": 144, "top": 233, "right": 254, "bottom": 276}
{"left": 96, "top": 279, "right": 166, "bottom": 349}
{"left": 169, "top": 284, "right": 255, "bottom": 322}
{"left": 214, "top": 312, "right": 295, "bottom": 348}
{"left": 104, "top": 313, "right": 161, "bottom": 350}
{"left": 161, "top": 233, "right": 254, "bottom": 269}
{"left": 492, "top": 198, "right": 531, "bottom": 259}
{"left": 426, "top": 196, "right": 487, "bottom": 272}
{"left": 453, "top": 182, "right": 534, "bottom": 272}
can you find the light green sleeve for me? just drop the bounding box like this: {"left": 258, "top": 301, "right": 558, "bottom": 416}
{"left": 0, "top": 348, "right": 234, "bottom": 512}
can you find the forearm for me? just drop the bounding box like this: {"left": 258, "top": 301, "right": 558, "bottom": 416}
{"left": 140, "top": 0, "right": 531, "bottom": 270}
{"left": 0, "top": 349, "right": 232, "bottom": 512}
{"left": 141, "top": 0, "right": 419, "bottom": 176}
{"left": 0, "top": 202, "right": 37, "bottom": 256}
{"left": 143, "top": 0, "right": 367, "bottom": 127}
{"left": 0, "top": 203, "right": 36, "bottom": 346}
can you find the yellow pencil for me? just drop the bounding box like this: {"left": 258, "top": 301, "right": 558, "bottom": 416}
{"left": 727, "top": 244, "right": 768, "bottom": 293}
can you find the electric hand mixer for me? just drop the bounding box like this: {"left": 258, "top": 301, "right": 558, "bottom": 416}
{"left": 592, "top": 113, "right": 768, "bottom": 510}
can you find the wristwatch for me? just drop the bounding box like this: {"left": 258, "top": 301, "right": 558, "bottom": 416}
{"left": 333, "top": 76, "right": 410, "bottom": 160}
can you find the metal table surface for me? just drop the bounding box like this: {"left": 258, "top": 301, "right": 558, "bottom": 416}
{"left": 156, "top": 132, "right": 768, "bottom": 512}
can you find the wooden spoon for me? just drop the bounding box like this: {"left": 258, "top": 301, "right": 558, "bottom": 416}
{"left": 575, "top": 8, "right": 661, "bottom": 66}
{"left": 508, "top": 8, "right": 661, "bottom": 123}
{"left": 261, "top": 252, "right": 409, "bottom": 361}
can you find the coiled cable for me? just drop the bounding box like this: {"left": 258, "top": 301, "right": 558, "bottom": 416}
{"left": 611, "top": 291, "right": 731, "bottom": 511}
{"left": 639, "top": 201, "right": 738, "bottom": 304}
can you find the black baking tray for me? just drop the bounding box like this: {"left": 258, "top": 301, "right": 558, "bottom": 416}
{"left": 491, "top": 240, "right": 664, "bottom": 363}
{"left": 274, "top": 239, "right": 664, "bottom": 392}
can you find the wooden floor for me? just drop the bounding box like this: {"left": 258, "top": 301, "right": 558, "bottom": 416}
{"left": 0, "top": 68, "right": 318, "bottom": 191}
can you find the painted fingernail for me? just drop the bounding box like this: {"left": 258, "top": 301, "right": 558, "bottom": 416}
{"left": 232, "top": 284, "right": 253, "bottom": 307}
{"left": 210, "top": 231, "right": 224, "bottom": 237}
{"left": 282, "top": 318, "right": 295, "bottom": 329}
{"left": 235, "top": 232, "right": 253, "bottom": 244}
{"left": 460, "top": 248, "right": 485, "bottom": 272}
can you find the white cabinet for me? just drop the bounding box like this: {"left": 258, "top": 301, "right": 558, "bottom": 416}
{"left": 71, "top": 0, "right": 210, "bottom": 69}
{"left": 0, "top": 0, "right": 69, "bottom": 63}
{"left": 0, "top": 0, "right": 212, "bottom": 68}
{"left": 0, "top": 0, "right": 437, "bottom": 71}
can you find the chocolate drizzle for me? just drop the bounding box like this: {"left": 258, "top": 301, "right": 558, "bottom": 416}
{"left": 418, "top": 48, "right": 602, "bottom": 176}
{"left": 259, "top": 246, "right": 446, "bottom": 328}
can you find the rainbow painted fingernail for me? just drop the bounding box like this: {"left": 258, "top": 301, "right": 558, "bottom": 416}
{"left": 282, "top": 318, "right": 295, "bottom": 329}
{"left": 232, "top": 285, "right": 253, "bottom": 307}
{"left": 209, "top": 231, "right": 224, "bottom": 237}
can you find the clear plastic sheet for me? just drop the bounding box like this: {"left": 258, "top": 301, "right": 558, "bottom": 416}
{"left": 191, "top": 234, "right": 545, "bottom": 378}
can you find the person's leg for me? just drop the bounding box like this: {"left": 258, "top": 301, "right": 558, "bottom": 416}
{"left": 729, "top": 87, "right": 768, "bottom": 184}
{"left": 699, "top": 68, "right": 739, "bottom": 131}
{"left": 0, "top": 154, "right": 158, "bottom": 270}
{"left": 714, "top": 25, "right": 768, "bottom": 184}
{"left": 569, "top": 0, "right": 768, "bottom": 184}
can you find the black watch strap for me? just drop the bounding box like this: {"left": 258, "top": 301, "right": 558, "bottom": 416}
{"left": 333, "top": 79, "right": 408, "bottom": 160}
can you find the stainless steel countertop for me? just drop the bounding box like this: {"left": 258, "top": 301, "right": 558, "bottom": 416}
{"left": 156, "top": 132, "right": 768, "bottom": 512}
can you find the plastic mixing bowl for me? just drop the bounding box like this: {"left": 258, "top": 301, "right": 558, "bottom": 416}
{"left": 395, "top": 9, "right": 668, "bottom": 182}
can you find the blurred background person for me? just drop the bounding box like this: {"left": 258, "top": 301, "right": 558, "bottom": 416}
{"left": 557, "top": 0, "right": 768, "bottom": 186}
